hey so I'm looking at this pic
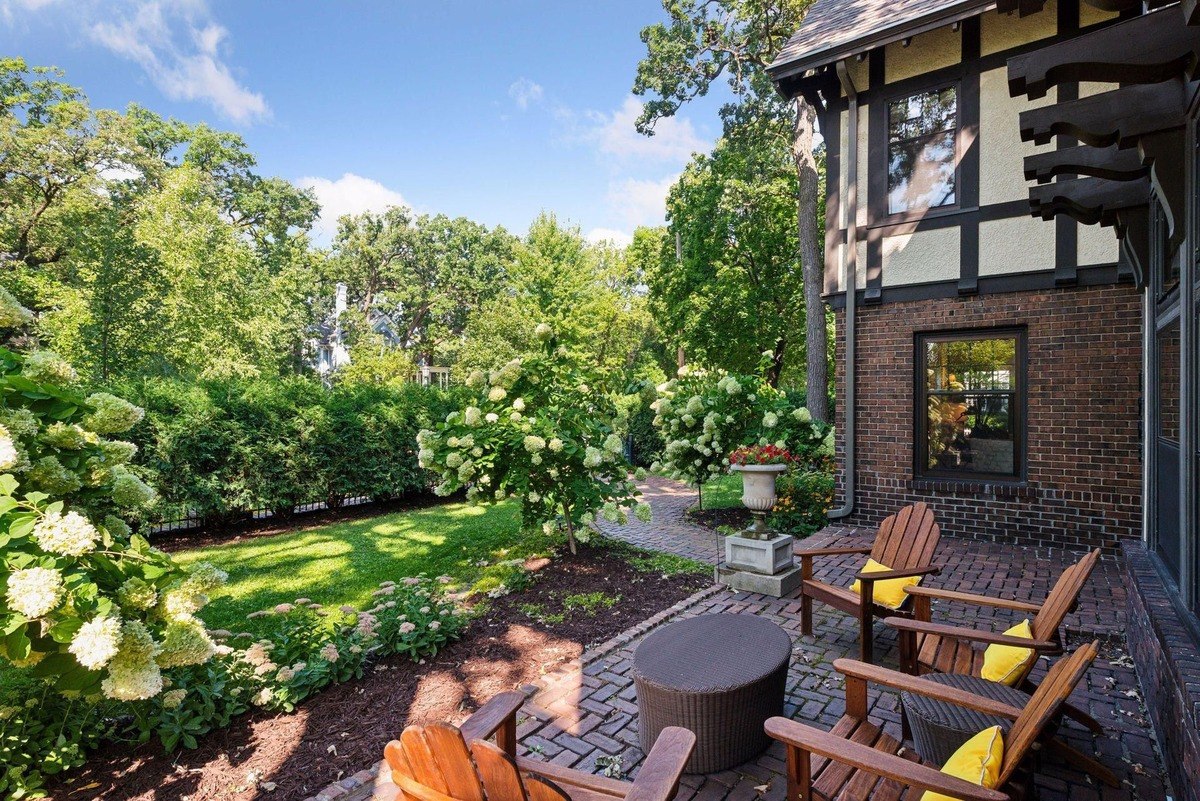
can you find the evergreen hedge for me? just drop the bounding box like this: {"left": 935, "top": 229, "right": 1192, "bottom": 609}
{"left": 113, "top": 377, "right": 464, "bottom": 528}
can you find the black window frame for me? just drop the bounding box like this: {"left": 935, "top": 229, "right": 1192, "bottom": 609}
{"left": 915, "top": 327, "right": 1027, "bottom": 483}
{"left": 884, "top": 83, "right": 961, "bottom": 219}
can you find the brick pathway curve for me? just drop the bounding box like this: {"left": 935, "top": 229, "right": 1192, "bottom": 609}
{"left": 316, "top": 479, "right": 1172, "bottom": 801}
{"left": 594, "top": 476, "right": 722, "bottom": 564}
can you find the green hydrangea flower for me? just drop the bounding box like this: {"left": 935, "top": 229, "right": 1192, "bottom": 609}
{"left": 83, "top": 393, "right": 145, "bottom": 434}
{"left": 28, "top": 455, "right": 83, "bottom": 495}
{"left": 22, "top": 351, "right": 78, "bottom": 386}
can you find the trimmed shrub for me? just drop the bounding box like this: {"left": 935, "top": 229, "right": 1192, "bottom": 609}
{"left": 114, "top": 377, "right": 465, "bottom": 527}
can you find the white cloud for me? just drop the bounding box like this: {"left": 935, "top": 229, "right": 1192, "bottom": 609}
{"left": 592, "top": 97, "right": 707, "bottom": 164}
{"left": 62, "top": 0, "right": 269, "bottom": 124}
{"left": 508, "top": 77, "right": 544, "bottom": 110}
{"left": 295, "top": 173, "right": 409, "bottom": 243}
{"left": 605, "top": 175, "right": 677, "bottom": 231}
{"left": 585, "top": 228, "right": 633, "bottom": 248}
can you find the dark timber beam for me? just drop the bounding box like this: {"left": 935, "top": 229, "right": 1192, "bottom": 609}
{"left": 997, "top": 0, "right": 1140, "bottom": 17}
{"left": 1029, "top": 176, "right": 1150, "bottom": 226}
{"left": 1024, "top": 144, "right": 1148, "bottom": 183}
{"left": 1008, "top": 6, "right": 1199, "bottom": 98}
{"left": 1114, "top": 205, "right": 1149, "bottom": 289}
{"left": 1140, "top": 129, "right": 1187, "bottom": 248}
{"left": 1019, "top": 80, "right": 1186, "bottom": 147}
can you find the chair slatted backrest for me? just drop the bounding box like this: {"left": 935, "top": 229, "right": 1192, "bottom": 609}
{"left": 997, "top": 641, "right": 1099, "bottom": 785}
{"left": 871, "top": 502, "right": 940, "bottom": 571}
{"left": 1030, "top": 549, "right": 1101, "bottom": 642}
{"left": 385, "top": 724, "right": 569, "bottom": 801}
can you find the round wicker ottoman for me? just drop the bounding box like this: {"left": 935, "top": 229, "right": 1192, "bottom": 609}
{"left": 901, "top": 673, "right": 1030, "bottom": 766}
{"left": 633, "top": 613, "right": 792, "bottom": 774}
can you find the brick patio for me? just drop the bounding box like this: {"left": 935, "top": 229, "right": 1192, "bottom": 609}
{"left": 315, "top": 480, "right": 1172, "bottom": 801}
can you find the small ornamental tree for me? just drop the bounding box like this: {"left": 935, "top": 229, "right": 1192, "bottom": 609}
{"left": 418, "top": 324, "right": 648, "bottom": 554}
{"left": 0, "top": 286, "right": 224, "bottom": 701}
{"left": 651, "top": 358, "right": 828, "bottom": 499}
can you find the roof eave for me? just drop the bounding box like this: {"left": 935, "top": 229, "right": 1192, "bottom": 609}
{"left": 768, "top": 0, "right": 998, "bottom": 88}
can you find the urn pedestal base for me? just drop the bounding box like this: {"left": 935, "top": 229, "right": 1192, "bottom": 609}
{"left": 719, "top": 533, "right": 801, "bottom": 598}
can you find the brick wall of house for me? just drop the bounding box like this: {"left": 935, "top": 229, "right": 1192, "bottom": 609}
{"left": 831, "top": 283, "right": 1143, "bottom": 549}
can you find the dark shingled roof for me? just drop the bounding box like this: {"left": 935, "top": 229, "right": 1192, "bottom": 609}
{"left": 768, "top": 0, "right": 995, "bottom": 80}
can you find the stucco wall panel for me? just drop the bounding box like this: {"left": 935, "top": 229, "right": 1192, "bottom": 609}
{"left": 982, "top": 2, "right": 1057, "bottom": 56}
{"left": 885, "top": 25, "right": 960, "bottom": 83}
{"left": 980, "top": 67, "right": 1055, "bottom": 207}
{"left": 1078, "top": 222, "right": 1119, "bottom": 266}
{"left": 979, "top": 216, "right": 1056, "bottom": 275}
{"left": 881, "top": 228, "right": 960, "bottom": 286}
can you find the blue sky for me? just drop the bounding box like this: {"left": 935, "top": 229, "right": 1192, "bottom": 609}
{"left": 3, "top": 0, "right": 734, "bottom": 245}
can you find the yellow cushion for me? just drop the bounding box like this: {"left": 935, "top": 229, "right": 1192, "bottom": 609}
{"left": 980, "top": 619, "right": 1036, "bottom": 686}
{"left": 920, "top": 725, "right": 1005, "bottom": 801}
{"left": 849, "top": 558, "right": 922, "bottom": 610}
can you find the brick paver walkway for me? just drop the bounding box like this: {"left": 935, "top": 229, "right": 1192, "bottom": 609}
{"left": 318, "top": 480, "right": 1172, "bottom": 801}
{"left": 595, "top": 476, "right": 722, "bottom": 564}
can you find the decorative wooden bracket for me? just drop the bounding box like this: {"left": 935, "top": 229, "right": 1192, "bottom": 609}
{"left": 1139, "top": 129, "right": 1187, "bottom": 249}
{"left": 1008, "top": 6, "right": 1199, "bottom": 99}
{"left": 1029, "top": 176, "right": 1150, "bottom": 226}
{"left": 1114, "top": 206, "right": 1150, "bottom": 289}
{"left": 1024, "top": 144, "right": 1148, "bottom": 183}
{"left": 1019, "top": 80, "right": 1187, "bottom": 147}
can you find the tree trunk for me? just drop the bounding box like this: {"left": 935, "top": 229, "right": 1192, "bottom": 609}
{"left": 792, "top": 99, "right": 830, "bottom": 423}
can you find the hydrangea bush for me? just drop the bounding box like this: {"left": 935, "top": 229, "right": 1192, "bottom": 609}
{"left": 650, "top": 361, "right": 831, "bottom": 492}
{"left": 126, "top": 576, "right": 467, "bottom": 752}
{"left": 418, "top": 324, "right": 648, "bottom": 553}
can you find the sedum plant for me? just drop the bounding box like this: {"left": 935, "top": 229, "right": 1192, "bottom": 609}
{"left": 418, "top": 324, "right": 647, "bottom": 553}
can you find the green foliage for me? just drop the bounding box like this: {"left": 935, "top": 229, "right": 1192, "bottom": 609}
{"left": 615, "top": 380, "right": 664, "bottom": 467}
{"left": 115, "top": 377, "right": 462, "bottom": 525}
{"left": 0, "top": 690, "right": 103, "bottom": 799}
{"left": 419, "top": 324, "right": 647, "bottom": 553}
{"left": 651, "top": 363, "right": 828, "bottom": 488}
{"left": 772, "top": 468, "right": 835, "bottom": 537}
{"left": 459, "top": 214, "right": 667, "bottom": 386}
{"left": 645, "top": 115, "right": 808, "bottom": 385}
{"left": 0, "top": 59, "right": 322, "bottom": 382}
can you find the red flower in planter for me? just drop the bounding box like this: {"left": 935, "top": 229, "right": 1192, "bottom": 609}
{"left": 728, "top": 444, "right": 794, "bottom": 466}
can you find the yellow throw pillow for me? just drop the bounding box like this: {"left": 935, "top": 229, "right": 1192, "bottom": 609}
{"left": 849, "top": 558, "right": 922, "bottom": 610}
{"left": 920, "top": 725, "right": 1005, "bottom": 801}
{"left": 981, "top": 619, "right": 1036, "bottom": 686}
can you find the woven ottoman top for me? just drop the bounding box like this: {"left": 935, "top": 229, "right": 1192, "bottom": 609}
{"left": 903, "top": 673, "right": 1029, "bottom": 733}
{"left": 633, "top": 613, "right": 792, "bottom": 693}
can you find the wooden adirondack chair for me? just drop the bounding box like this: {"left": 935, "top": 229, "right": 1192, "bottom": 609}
{"left": 797, "top": 502, "right": 941, "bottom": 663}
{"left": 384, "top": 691, "right": 695, "bottom": 801}
{"left": 884, "top": 549, "right": 1115, "bottom": 785}
{"left": 764, "top": 641, "right": 1100, "bottom": 801}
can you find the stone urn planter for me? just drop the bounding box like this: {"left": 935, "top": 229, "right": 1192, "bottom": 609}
{"left": 719, "top": 462, "right": 801, "bottom": 597}
{"left": 730, "top": 463, "right": 788, "bottom": 538}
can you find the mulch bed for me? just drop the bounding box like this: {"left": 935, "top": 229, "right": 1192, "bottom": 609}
{"left": 50, "top": 546, "right": 712, "bottom": 801}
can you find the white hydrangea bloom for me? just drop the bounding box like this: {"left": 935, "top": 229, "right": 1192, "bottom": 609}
{"left": 535, "top": 323, "right": 553, "bottom": 341}
{"left": 763, "top": 412, "right": 778, "bottom": 429}
{"left": 488, "top": 386, "right": 507, "bottom": 402}
{"left": 464, "top": 406, "right": 482, "bottom": 426}
{"left": 523, "top": 435, "right": 546, "bottom": 453}
{"left": 512, "top": 397, "right": 526, "bottom": 412}
{"left": 583, "top": 446, "right": 603, "bottom": 468}
{"left": 485, "top": 412, "right": 499, "bottom": 423}
{"left": 603, "top": 433, "right": 623, "bottom": 454}
{"left": 69, "top": 615, "right": 122, "bottom": 669}
{"left": 548, "top": 438, "right": 563, "bottom": 452}
{"left": 6, "top": 566, "right": 64, "bottom": 618}
{"left": 32, "top": 510, "right": 100, "bottom": 557}
{"left": 0, "top": 425, "right": 19, "bottom": 472}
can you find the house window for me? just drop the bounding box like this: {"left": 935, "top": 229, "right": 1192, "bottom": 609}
{"left": 888, "top": 87, "right": 958, "bottom": 215}
{"left": 918, "top": 330, "right": 1024, "bottom": 480}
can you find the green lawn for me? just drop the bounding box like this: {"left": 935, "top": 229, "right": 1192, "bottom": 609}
{"left": 175, "top": 499, "right": 544, "bottom": 634}
{"left": 698, "top": 473, "right": 742, "bottom": 511}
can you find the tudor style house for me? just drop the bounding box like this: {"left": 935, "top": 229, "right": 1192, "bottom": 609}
{"left": 769, "top": 1, "right": 1200, "bottom": 797}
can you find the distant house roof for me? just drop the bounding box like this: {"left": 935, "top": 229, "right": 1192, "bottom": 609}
{"left": 768, "top": 0, "right": 995, "bottom": 82}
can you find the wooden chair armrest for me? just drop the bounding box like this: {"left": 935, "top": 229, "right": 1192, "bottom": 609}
{"left": 625, "top": 727, "right": 696, "bottom": 801}
{"left": 904, "top": 585, "right": 1044, "bottom": 613}
{"left": 832, "top": 659, "right": 1024, "bottom": 719}
{"left": 853, "top": 565, "right": 941, "bottom": 582}
{"left": 795, "top": 545, "right": 873, "bottom": 559}
{"left": 460, "top": 690, "right": 526, "bottom": 744}
{"left": 884, "top": 619, "right": 1059, "bottom": 651}
{"left": 763, "top": 717, "right": 1009, "bottom": 801}
{"left": 517, "top": 758, "right": 629, "bottom": 798}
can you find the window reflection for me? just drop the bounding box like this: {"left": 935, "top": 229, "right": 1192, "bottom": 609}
{"left": 921, "top": 334, "right": 1020, "bottom": 478}
{"left": 888, "top": 87, "right": 957, "bottom": 215}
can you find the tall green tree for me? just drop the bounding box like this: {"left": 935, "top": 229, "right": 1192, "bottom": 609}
{"left": 647, "top": 118, "right": 804, "bottom": 385}
{"left": 459, "top": 214, "right": 665, "bottom": 384}
{"left": 633, "top": 0, "right": 829, "bottom": 419}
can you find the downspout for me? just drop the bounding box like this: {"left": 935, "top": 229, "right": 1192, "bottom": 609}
{"left": 828, "top": 59, "right": 858, "bottom": 520}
